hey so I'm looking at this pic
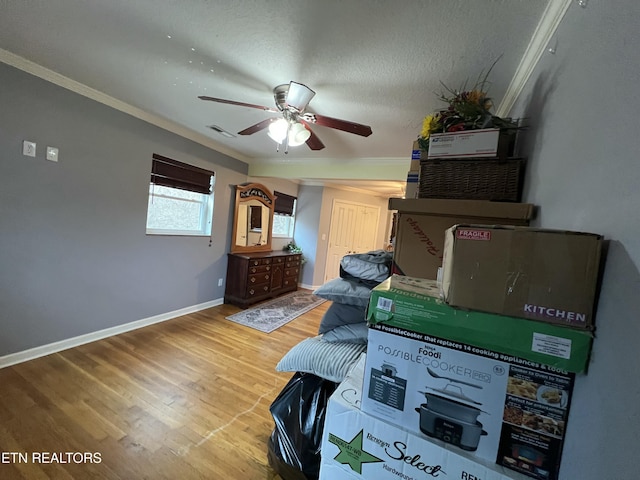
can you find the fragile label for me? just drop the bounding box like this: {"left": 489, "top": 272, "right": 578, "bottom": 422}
{"left": 531, "top": 333, "right": 572, "bottom": 359}
{"left": 456, "top": 228, "right": 491, "bottom": 241}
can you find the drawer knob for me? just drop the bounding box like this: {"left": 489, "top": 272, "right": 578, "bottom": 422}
{"left": 249, "top": 289, "right": 255, "bottom": 295}
{"left": 265, "top": 274, "right": 270, "bottom": 280}
{"left": 266, "top": 266, "right": 270, "bottom": 271}
{"left": 263, "top": 286, "right": 269, "bottom": 291}
{"left": 250, "top": 277, "right": 256, "bottom": 283}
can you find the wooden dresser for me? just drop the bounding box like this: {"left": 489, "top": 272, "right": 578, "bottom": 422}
{"left": 224, "top": 251, "right": 302, "bottom": 308}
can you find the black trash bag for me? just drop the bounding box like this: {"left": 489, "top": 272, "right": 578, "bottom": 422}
{"left": 267, "top": 372, "right": 338, "bottom": 480}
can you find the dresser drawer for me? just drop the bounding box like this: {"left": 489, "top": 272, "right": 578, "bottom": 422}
{"left": 285, "top": 260, "right": 300, "bottom": 268}
{"left": 248, "top": 258, "right": 272, "bottom": 267}
{"left": 246, "top": 284, "right": 270, "bottom": 297}
{"left": 248, "top": 272, "right": 271, "bottom": 285}
{"left": 248, "top": 264, "right": 271, "bottom": 274}
{"left": 272, "top": 256, "right": 285, "bottom": 264}
{"left": 284, "top": 267, "right": 300, "bottom": 278}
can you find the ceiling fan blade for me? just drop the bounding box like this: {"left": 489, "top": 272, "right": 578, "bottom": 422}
{"left": 237, "top": 118, "right": 277, "bottom": 135}
{"left": 198, "top": 95, "right": 279, "bottom": 113}
{"left": 303, "top": 113, "right": 372, "bottom": 137}
{"left": 303, "top": 126, "right": 325, "bottom": 150}
{"left": 286, "top": 82, "right": 316, "bottom": 111}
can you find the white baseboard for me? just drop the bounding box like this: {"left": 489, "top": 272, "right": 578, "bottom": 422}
{"left": 300, "top": 282, "right": 322, "bottom": 291}
{"left": 0, "top": 298, "right": 224, "bottom": 369}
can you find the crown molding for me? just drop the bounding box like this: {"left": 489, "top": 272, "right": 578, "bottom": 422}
{"left": 497, "top": 0, "right": 572, "bottom": 117}
{"left": 0, "top": 48, "right": 249, "bottom": 163}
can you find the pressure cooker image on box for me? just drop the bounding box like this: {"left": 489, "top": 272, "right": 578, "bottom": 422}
{"left": 415, "top": 368, "right": 488, "bottom": 451}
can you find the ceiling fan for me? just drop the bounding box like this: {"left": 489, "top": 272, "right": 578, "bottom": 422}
{"left": 199, "top": 81, "right": 372, "bottom": 152}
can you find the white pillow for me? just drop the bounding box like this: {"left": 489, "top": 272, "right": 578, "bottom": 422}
{"left": 276, "top": 336, "right": 367, "bottom": 383}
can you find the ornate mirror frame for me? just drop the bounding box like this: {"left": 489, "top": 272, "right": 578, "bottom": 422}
{"left": 230, "top": 182, "right": 275, "bottom": 254}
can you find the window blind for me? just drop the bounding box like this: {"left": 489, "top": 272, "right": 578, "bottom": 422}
{"left": 274, "top": 191, "right": 297, "bottom": 216}
{"left": 151, "top": 153, "right": 214, "bottom": 194}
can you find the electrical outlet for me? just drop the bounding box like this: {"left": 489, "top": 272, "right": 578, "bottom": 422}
{"left": 218, "top": 278, "right": 224, "bottom": 287}
{"left": 22, "top": 141, "right": 36, "bottom": 157}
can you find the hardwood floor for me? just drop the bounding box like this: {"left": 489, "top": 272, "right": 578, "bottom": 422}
{"left": 0, "top": 297, "right": 330, "bottom": 479}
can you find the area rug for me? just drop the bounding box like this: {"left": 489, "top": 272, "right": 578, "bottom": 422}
{"left": 225, "top": 291, "right": 326, "bottom": 333}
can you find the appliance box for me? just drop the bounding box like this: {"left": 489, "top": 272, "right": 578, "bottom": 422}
{"left": 427, "top": 128, "right": 501, "bottom": 159}
{"left": 366, "top": 275, "right": 593, "bottom": 373}
{"left": 389, "top": 198, "right": 535, "bottom": 279}
{"left": 361, "top": 277, "right": 585, "bottom": 480}
{"left": 441, "top": 225, "right": 603, "bottom": 330}
{"left": 320, "top": 354, "right": 531, "bottom": 480}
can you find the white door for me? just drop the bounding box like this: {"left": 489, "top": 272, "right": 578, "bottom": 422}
{"left": 325, "top": 201, "right": 358, "bottom": 281}
{"left": 325, "top": 200, "right": 380, "bottom": 282}
{"left": 353, "top": 205, "right": 380, "bottom": 253}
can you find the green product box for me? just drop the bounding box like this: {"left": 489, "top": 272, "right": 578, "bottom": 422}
{"left": 366, "top": 275, "right": 593, "bottom": 374}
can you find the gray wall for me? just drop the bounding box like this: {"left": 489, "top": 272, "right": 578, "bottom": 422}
{"left": 0, "top": 63, "right": 248, "bottom": 356}
{"left": 510, "top": 2, "right": 639, "bottom": 478}
{"left": 295, "top": 185, "right": 324, "bottom": 287}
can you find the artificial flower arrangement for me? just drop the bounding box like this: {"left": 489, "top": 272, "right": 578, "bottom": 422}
{"left": 417, "top": 60, "right": 519, "bottom": 151}
{"left": 283, "top": 241, "right": 306, "bottom": 264}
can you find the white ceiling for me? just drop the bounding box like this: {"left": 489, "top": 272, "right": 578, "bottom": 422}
{"left": 0, "top": 0, "right": 569, "bottom": 197}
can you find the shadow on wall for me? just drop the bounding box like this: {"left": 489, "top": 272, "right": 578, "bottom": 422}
{"left": 563, "top": 239, "right": 640, "bottom": 479}
{"left": 516, "top": 65, "right": 563, "bottom": 202}
{"left": 591, "top": 240, "right": 640, "bottom": 338}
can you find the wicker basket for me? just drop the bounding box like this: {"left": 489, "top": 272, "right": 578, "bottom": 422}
{"left": 418, "top": 157, "right": 526, "bottom": 202}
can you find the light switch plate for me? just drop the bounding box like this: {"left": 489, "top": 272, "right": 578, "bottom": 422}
{"left": 46, "top": 146, "right": 59, "bottom": 162}
{"left": 23, "top": 141, "right": 36, "bottom": 157}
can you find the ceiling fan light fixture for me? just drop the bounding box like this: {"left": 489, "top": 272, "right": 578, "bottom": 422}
{"left": 286, "top": 82, "right": 315, "bottom": 111}
{"left": 288, "top": 122, "right": 311, "bottom": 146}
{"left": 267, "top": 118, "right": 288, "bottom": 143}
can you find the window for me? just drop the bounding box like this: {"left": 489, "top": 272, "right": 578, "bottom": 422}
{"left": 272, "top": 191, "right": 296, "bottom": 238}
{"left": 146, "top": 154, "right": 215, "bottom": 236}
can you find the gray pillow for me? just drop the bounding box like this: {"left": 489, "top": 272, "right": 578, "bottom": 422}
{"left": 340, "top": 250, "right": 393, "bottom": 283}
{"left": 313, "top": 278, "right": 372, "bottom": 308}
{"left": 275, "top": 336, "right": 367, "bottom": 383}
{"left": 322, "top": 323, "right": 369, "bottom": 344}
{"left": 318, "top": 301, "right": 367, "bottom": 334}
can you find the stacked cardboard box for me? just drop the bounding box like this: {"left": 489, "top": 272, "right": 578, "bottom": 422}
{"left": 389, "top": 198, "right": 535, "bottom": 279}
{"left": 441, "top": 224, "right": 603, "bottom": 330}
{"left": 320, "top": 354, "right": 532, "bottom": 480}
{"left": 356, "top": 275, "right": 595, "bottom": 480}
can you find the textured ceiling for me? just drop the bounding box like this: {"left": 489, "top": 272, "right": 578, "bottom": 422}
{"left": 0, "top": 0, "right": 563, "bottom": 196}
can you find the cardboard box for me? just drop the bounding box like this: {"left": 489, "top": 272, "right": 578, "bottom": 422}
{"left": 410, "top": 140, "right": 422, "bottom": 170}
{"left": 389, "top": 198, "right": 535, "bottom": 279}
{"left": 428, "top": 128, "right": 502, "bottom": 159}
{"left": 442, "top": 225, "right": 603, "bottom": 330}
{"left": 320, "top": 354, "right": 531, "bottom": 480}
{"left": 405, "top": 171, "right": 419, "bottom": 199}
{"left": 360, "top": 276, "right": 587, "bottom": 480}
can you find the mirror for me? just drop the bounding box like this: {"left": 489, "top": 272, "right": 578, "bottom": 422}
{"left": 231, "top": 182, "right": 274, "bottom": 253}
